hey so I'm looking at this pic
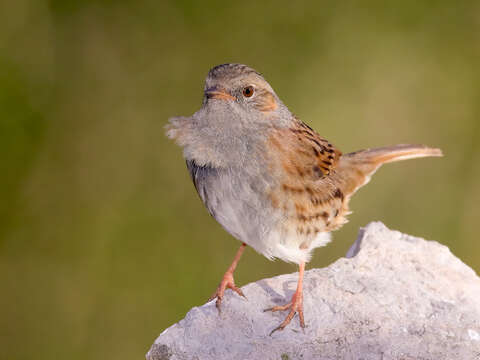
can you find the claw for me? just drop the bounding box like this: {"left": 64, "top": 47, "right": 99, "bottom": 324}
{"left": 266, "top": 297, "right": 305, "bottom": 335}
{"left": 209, "top": 270, "right": 246, "bottom": 313}
{"left": 264, "top": 303, "right": 292, "bottom": 312}
{"left": 207, "top": 291, "right": 218, "bottom": 303}
{"left": 265, "top": 262, "right": 306, "bottom": 335}
{"left": 232, "top": 286, "right": 246, "bottom": 299}
{"left": 208, "top": 244, "right": 247, "bottom": 313}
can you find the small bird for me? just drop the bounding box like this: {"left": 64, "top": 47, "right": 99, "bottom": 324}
{"left": 166, "top": 63, "right": 442, "bottom": 334}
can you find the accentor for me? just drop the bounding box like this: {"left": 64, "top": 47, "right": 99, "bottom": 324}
{"left": 166, "top": 63, "right": 442, "bottom": 334}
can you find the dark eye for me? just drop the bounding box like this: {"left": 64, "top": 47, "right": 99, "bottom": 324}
{"left": 242, "top": 86, "right": 254, "bottom": 98}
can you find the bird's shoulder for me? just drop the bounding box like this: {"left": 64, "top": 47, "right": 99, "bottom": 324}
{"left": 266, "top": 117, "right": 342, "bottom": 180}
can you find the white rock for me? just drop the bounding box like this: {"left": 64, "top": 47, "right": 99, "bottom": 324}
{"left": 147, "top": 222, "right": 480, "bottom": 360}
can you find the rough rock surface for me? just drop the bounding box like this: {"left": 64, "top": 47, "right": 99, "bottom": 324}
{"left": 147, "top": 222, "right": 480, "bottom": 360}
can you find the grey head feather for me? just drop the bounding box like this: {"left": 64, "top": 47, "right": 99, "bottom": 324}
{"left": 204, "top": 63, "right": 263, "bottom": 92}
{"left": 207, "top": 63, "right": 262, "bottom": 80}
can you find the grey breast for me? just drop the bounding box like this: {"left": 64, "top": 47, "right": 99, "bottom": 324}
{"left": 186, "top": 159, "right": 276, "bottom": 246}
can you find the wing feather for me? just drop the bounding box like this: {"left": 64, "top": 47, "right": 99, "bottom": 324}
{"left": 266, "top": 118, "right": 347, "bottom": 238}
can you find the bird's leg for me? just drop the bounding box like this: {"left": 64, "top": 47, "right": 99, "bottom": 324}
{"left": 265, "top": 262, "right": 305, "bottom": 335}
{"left": 208, "top": 243, "right": 247, "bottom": 312}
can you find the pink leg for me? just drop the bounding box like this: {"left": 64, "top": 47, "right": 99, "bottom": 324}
{"left": 265, "top": 262, "right": 305, "bottom": 335}
{"left": 208, "top": 243, "right": 247, "bottom": 312}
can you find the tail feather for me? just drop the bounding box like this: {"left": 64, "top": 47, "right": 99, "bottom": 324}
{"left": 338, "top": 144, "right": 443, "bottom": 196}
{"left": 344, "top": 144, "right": 443, "bottom": 166}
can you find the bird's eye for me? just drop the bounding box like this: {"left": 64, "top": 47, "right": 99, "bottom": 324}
{"left": 242, "top": 86, "right": 254, "bottom": 98}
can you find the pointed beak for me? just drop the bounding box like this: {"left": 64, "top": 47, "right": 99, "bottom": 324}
{"left": 205, "top": 87, "right": 235, "bottom": 101}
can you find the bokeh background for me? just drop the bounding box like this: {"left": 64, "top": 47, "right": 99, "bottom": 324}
{"left": 1, "top": 1, "right": 479, "bottom": 359}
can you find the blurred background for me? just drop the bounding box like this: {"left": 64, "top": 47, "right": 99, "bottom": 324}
{"left": 1, "top": 1, "right": 479, "bottom": 359}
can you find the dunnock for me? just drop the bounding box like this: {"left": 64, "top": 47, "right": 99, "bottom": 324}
{"left": 166, "top": 63, "right": 442, "bottom": 334}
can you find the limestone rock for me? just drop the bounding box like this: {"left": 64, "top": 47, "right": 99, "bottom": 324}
{"left": 147, "top": 222, "right": 480, "bottom": 360}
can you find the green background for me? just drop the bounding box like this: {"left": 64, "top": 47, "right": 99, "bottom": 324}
{"left": 1, "top": 1, "right": 479, "bottom": 359}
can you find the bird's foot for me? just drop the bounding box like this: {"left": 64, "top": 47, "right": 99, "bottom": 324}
{"left": 208, "top": 271, "right": 246, "bottom": 313}
{"left": 264, "top": 289, "right": 304, "bottom": 335}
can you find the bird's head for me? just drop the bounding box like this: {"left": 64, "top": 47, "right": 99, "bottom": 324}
{"left": 166, "top": 64, "right": 292, "bottom": 167}
{"left": 203, "top": 63, "right": 286, "bottom": 117}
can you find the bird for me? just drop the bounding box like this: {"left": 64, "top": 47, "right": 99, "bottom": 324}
{"left": 166, "top": 63, "right": 442, "bottom": 334}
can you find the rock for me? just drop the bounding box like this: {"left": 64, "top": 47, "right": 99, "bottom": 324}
{"left": 147, "top": 222, "right": 480, "bottom": 360}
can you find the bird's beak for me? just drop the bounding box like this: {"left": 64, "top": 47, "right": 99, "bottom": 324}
{"left": 205, "top": 87, "right": 235, "bottom": 101}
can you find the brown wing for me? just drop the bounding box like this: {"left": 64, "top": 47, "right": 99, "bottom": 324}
{"left": 268, "top": 118, "right": 342, "bottom": 179}
{"left": 266, "top": 118, "right": 348, "bottom": 236}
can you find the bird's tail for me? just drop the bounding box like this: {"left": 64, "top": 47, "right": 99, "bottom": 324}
{"left": 337, "top": 144, "right": 443, "bottom": 195}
